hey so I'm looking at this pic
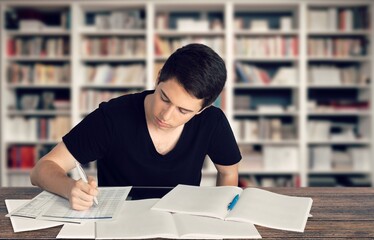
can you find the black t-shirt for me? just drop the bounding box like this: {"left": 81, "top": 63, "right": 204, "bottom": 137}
{"left": 63, "top": 90, "right": 241, "bottom": 187}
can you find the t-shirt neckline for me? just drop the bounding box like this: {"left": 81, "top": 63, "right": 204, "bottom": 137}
{"left": 140, "top": 90, "right": 188, "bottom": 159}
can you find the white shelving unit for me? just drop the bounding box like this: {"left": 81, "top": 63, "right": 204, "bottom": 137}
{"left": 306, "top": 2, "right": 373, "bottom": 187}
{"left": 0, "top": 2, "right": 73, "bottom": 186}
{"left": 0, "top": 0, "right": 373, "bottom": 188}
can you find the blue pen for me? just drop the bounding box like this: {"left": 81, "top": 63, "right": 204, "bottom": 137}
{"left": 227, "top": 194, "right": 240, "bottom": 211}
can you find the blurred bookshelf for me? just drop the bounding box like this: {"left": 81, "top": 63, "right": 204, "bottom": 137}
{"left": 0, "top": 0, "right": 373, "bottom": 188}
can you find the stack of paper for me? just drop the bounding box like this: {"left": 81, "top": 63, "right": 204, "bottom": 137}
{"left": 5, "top": 185, "right": 313, "bottom": 238}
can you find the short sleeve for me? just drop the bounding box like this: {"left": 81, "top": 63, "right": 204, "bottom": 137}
{"left": 62, "top": 103, "right": 113, "bottom": 164}
{"left": 207, "top": 111, "right": 241, "bottom": 166}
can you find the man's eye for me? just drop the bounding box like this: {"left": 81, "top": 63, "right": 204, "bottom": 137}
{"left": 179, "top": 109, "right": 187, "bottom": 115}
{"left": 161, "top": 95, "right": 169, "bottom": 102}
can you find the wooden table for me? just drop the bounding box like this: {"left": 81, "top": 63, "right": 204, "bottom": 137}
{"left": 1, "top": 187, "right": 374, "bottom": 239}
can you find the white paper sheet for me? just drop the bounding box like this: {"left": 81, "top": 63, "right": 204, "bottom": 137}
{"left": 5, "top": 200, "right": 63, "bottom": 233}
{"left": 57, "top": 221, "right": 95, "bottom": 239}
{"left": 9, "top": 187, "right": 131, "bottom": 223}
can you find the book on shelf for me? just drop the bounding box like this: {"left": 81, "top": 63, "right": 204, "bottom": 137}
{"left": 263, "top": 146, "right": 298, "bottom": 171}
{"left": 85, "top": 64, "right": 145, "bottom": 85}
{"left": 331, "top": 150, "right": 352, "bottom": 171}
{"left": 272, "top": 67, "right": 297, "bottom": 85}
{"left": 80, "top": 90, "right": 132, "bottom": 112}
{"left": 309, "top": 146, "right": 332, "bottom": 171}
{"left": 235, "top": 62, "right": 271, "bottom": 85}
{"left": 7, "top": 63, "right": 70, "bottom": 85}
{"left": 308, "top": 6, "right": 369, "bottom": 31}
{"left": 339, "top": 8, "right": 353, "bottom": 31}
{"left": 6, "top": 116, "right": 71, "bottom": 142}
{"left": 258, "top": 117, "right": 272, "bottom": 140}
{"left": 155, "top": 36, "right": 224, "bottom": 57}
{"left": 8, "top": 174, "right": 34, "bottom": 187}
{"left": 81, "top": 37, "right": 145, "bottom": 57}
{"left": 91, "top": 9, "right": 144, "bottom": 30}
{"left": 348, "top": 147, "right": 371, "bottom": 171}
{"left": 7, "top": 37, "right": 70, "bottom": 57}
{"left": 8, "top": 146, "right": 35, "bottom": 169}
{"left": 236, "top": 63, "right": 297, "bottom": 86}
{"left": 308, "top": 100, "right": 369, "bottom": 113}
{"left": 239, "top": 120, "right": 259, "bottom": 141}
{"left": 234, "top": 118, "right": 296, "bottom": 142}
{"left": 236, "top": 36, "right": 298, "bottom": 57}
{"left": 15, "top": 91, "right": 70, "bottom": 111}
{"left": 234, "top": 95, "right": 251, "bottom": 110}
{"left": 329, "top": 123, "right": 356, "bottom": 141}
{"left": 257, "top": 104, "right": 284, "bottom": 113}
{"left": 152, "top": 184, "right": 312, "bottom": 232}
{"left": 176, "top": 18, "right": 210, "bottom": 31}
{"left": 308, "top": 120, "right": 331, "bottom": 140}
{"left": 238, "top": 146, "right": 263, "bottom": 170}
{"left": 280, "top": 16, "right": 292, "bottom": 31}
{"left": 249, "top": 19, "right": 269, "bottom": 31}
{"left": 309, "top": 65, "right": 369, "bottom": 86}
{"left": 19, "top": 20, "right": 45, "bottom": 31}
{"left": 156, "top": 13, "right": 168, "bottom": 30}
{"left": 308, "top": 38, "right": 365, "bottom": 57}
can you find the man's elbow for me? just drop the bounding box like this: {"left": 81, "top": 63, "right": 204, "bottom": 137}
{"left": 30, "top": 159, "right": 45, "bottom": 187}
{"left": 216, "top": 171, "right": 238, "bottom": 186}
{"left": 30, "top": 164, "right": 38, "bottom": 186}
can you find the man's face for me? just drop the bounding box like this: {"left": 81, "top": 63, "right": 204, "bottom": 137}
{"left": 149, "top": 78, "right": 204, "bottom": 131}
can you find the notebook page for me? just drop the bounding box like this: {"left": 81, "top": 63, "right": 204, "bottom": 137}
{"left": 152, "top": 184, "right": 242, "bottom": 219}
{"left": 96, "top": 199, "right": 178, "bottom": 239}
{"left": 173, "top": 213, "right": 261, "bottom": 239}
{"left": 226, "top": 188, "right": 312, "bottom": 232}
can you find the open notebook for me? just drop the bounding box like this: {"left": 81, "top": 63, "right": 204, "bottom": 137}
{"left": 96, "top": 199, "right": 261, "bottom": 239}
{"left": 152, "top": 184, "right": 313, "bottom": 232}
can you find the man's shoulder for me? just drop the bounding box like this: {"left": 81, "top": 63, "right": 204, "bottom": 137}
{"left": 100, "top": 90, "right": 151, "bottom": 111}
{"left": 192, "top": 106, "right": 227, "bottom": 128}
{"left": 200, "top": 106, "right": 225, "bottom": 119}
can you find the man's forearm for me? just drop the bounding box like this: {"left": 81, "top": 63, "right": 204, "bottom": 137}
{"left": 30, "top": 160, "right": 75, "bottom": 200}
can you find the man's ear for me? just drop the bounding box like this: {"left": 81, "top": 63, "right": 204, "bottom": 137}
{"left": 196, "top": 105, "right": 211, "bottom": 115}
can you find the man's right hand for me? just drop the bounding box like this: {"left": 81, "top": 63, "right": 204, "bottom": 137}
{"left": 68, "top": 176, "right": 98, "bottom": 211}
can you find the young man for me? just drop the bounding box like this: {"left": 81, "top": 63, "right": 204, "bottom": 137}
{"left": 30, "top": 43, "right": 241, "bottom": 210}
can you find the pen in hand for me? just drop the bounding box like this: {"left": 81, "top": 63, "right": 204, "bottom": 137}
{"left": 75, "top": 161, "right": 99, "bottom": 206}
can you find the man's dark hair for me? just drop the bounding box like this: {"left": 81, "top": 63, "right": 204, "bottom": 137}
{"left": 157, "top": 43, "right": 227, "bottom": 109}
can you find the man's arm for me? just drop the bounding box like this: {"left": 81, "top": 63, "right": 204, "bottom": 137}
{"left": 214, "top": 163, "right": 239, "bottom": 186}
{"left": 30, "top": 141, "right": 98, "bottom": 210}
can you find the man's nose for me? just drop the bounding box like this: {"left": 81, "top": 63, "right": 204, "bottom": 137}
{"left": 161, "top": 105, "right": 174, "bottom": 121}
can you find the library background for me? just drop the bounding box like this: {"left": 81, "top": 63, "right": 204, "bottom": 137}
{"left": 0, "top": 0, "right": 373, "bottom": 188}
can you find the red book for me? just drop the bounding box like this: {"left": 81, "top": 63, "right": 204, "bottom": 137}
{"left": 293, "top": 37, "right": 298, "bottom": 56}
{"left": 9, "top": 146, "right": 17, "bottom": 168}
{"left": 339, "top": 10, "right": 346, "bottom": 30}
{"left": 154, "top": 36, "right": 163, "bottom": 56}
{"left": 7, "top": 38, "right": 15, "bottom": 56}
{"left": 21, "top": 146, "right": 35, "bottom": 168}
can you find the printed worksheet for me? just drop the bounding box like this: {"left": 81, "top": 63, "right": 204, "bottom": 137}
{"left": 9, "top": 187, "right": 132, "bottom": 222}
{"left": 8, "top": 191, "right": 58, "bottom": 219}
